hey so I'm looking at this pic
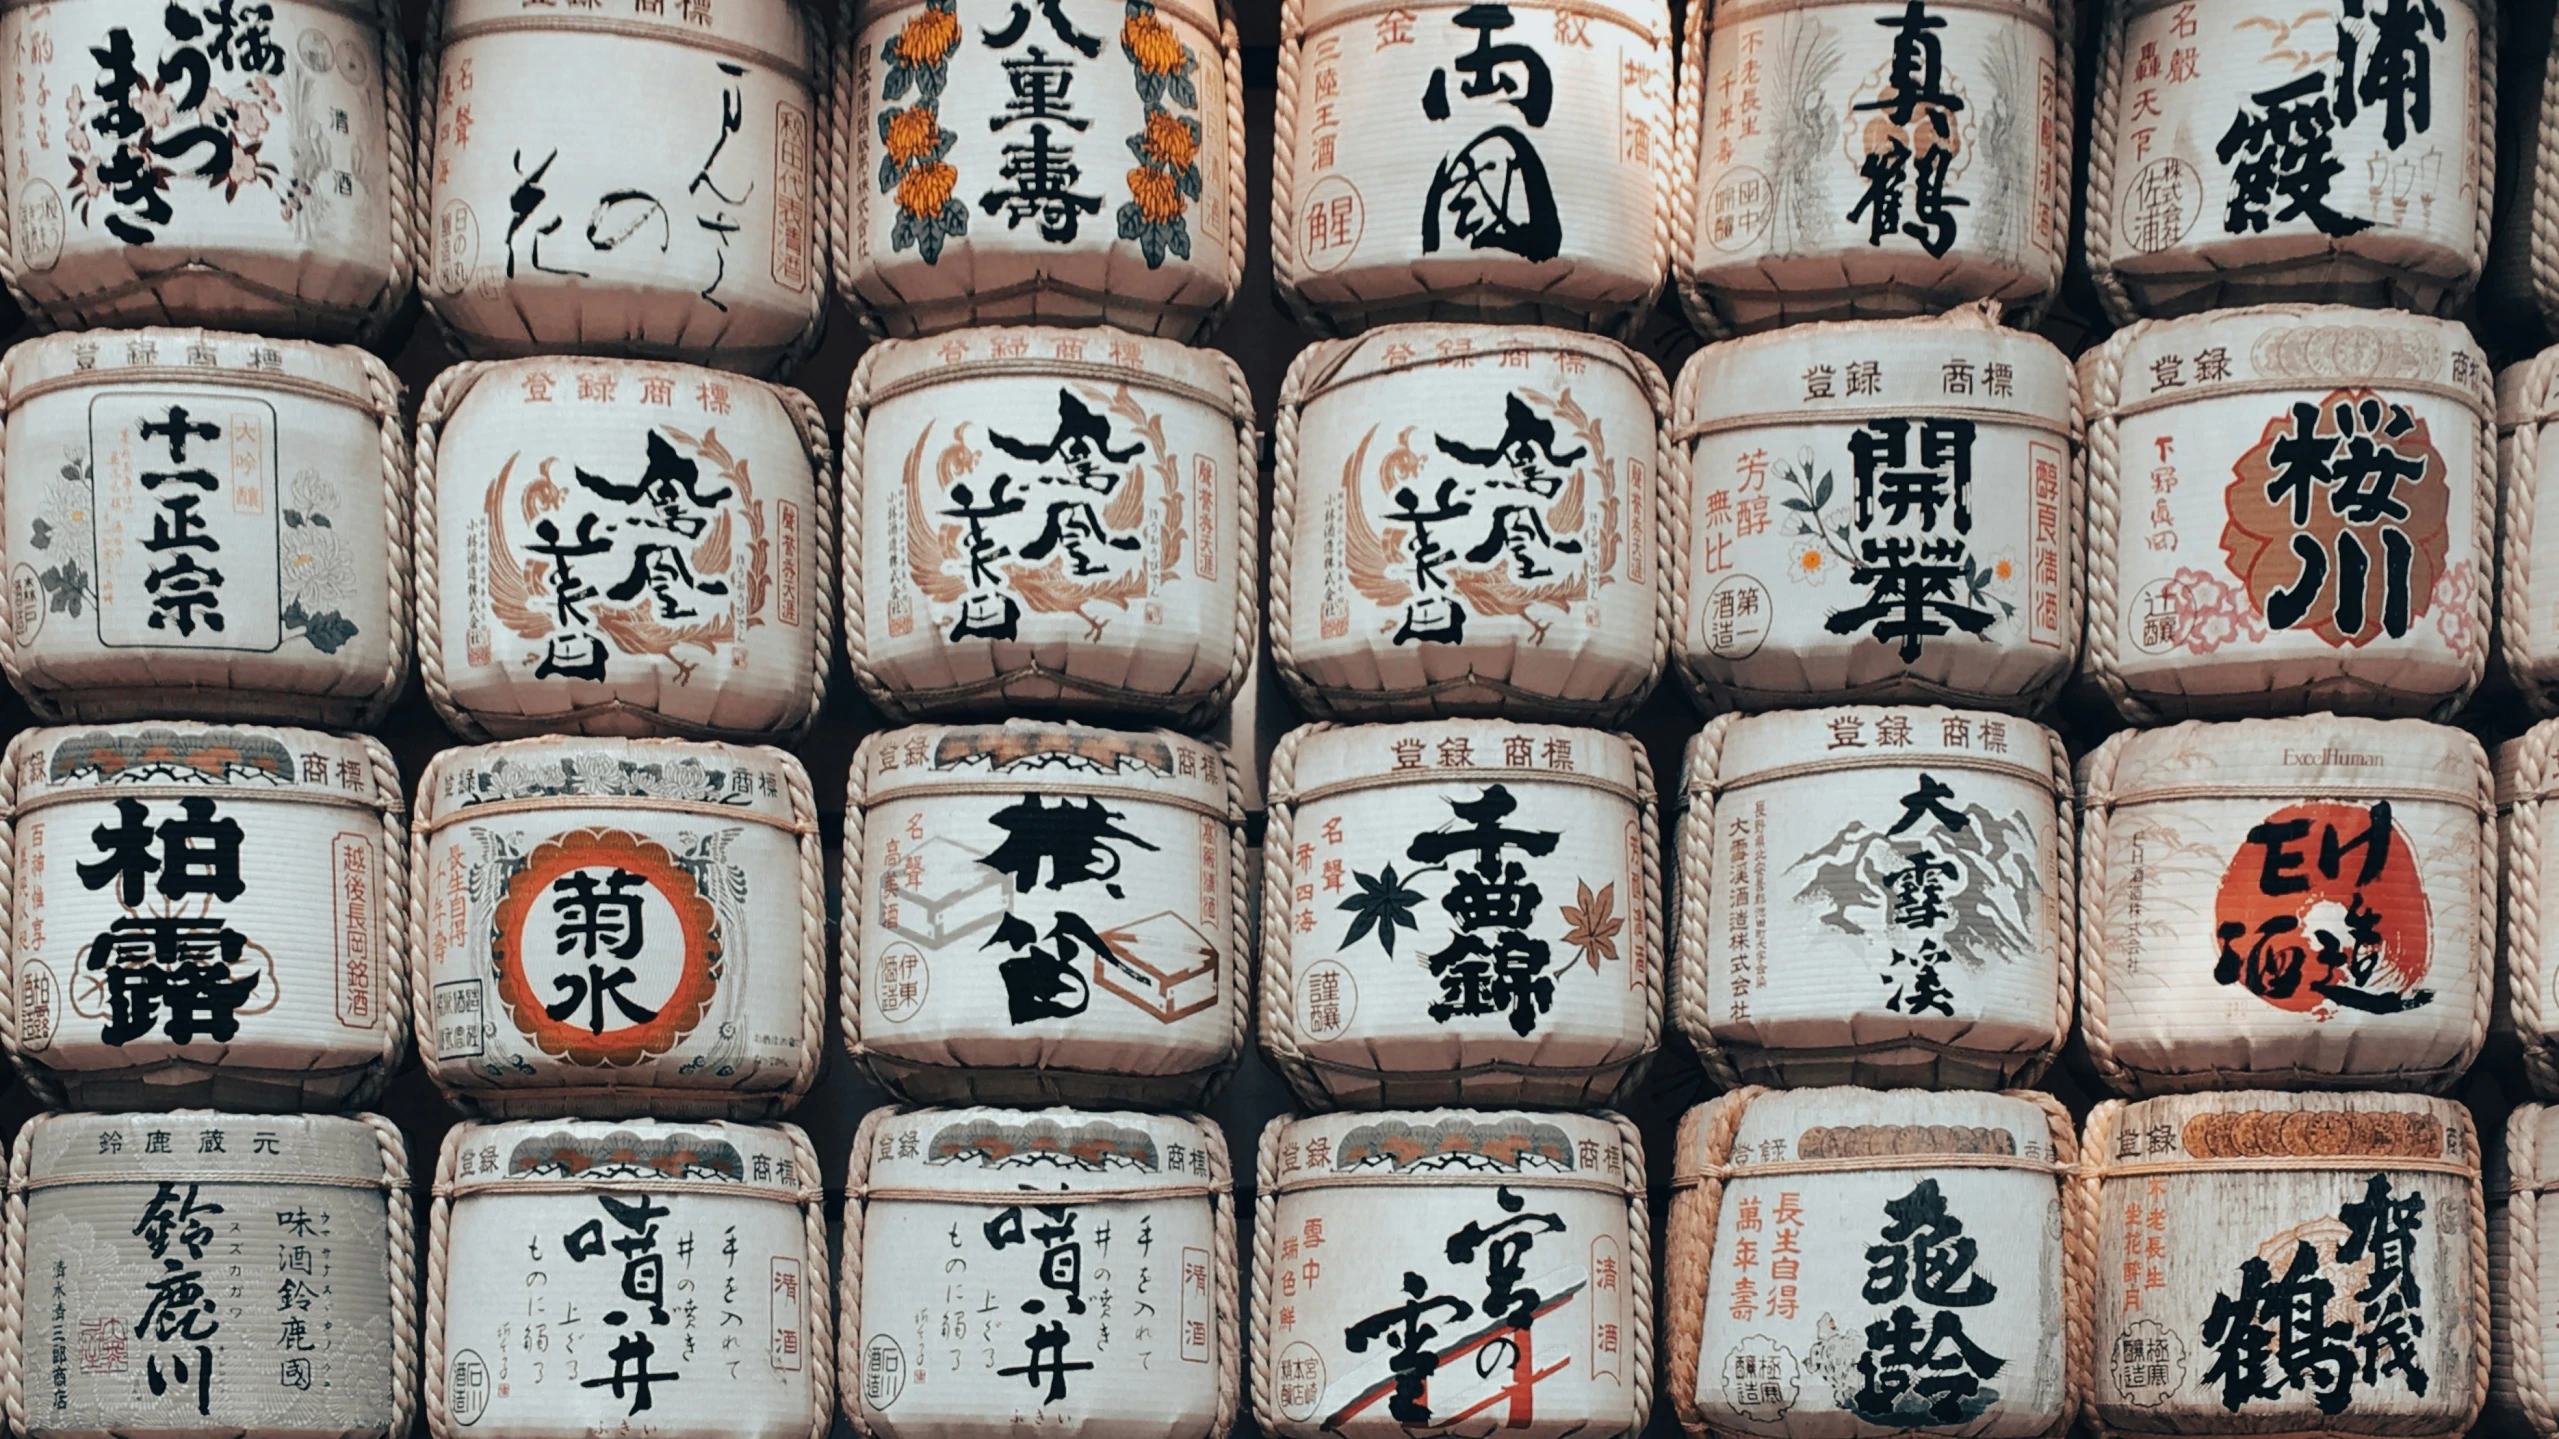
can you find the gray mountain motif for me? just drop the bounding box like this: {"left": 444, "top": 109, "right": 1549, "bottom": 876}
{"left": 1790, "top": 798, "right": 2040, "bottom": 969}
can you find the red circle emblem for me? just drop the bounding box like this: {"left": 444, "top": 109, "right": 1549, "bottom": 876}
{"left": 2210, "top": 801, "right": 2431, "bottom": 1018}
{"left": 492, "top": 828, "right": 722, "bottom": 1064}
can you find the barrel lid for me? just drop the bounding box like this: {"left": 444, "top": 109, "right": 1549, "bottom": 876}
{"left": 857, "top": 1106, "right": 1225, "bottom": 1200}
{"left": 858, "top": 721, "right": 1233, "bottom": 817}
{"left": 18, "top": 1111, "right": 392, "bottom": 1190}
{"left": 2096, "top": 1091, "right": 2474, "bottom": 1176}
{"left": 2497, "top": 349, "right": 2559, "bottom": 429}
{"left": 440, "top": 355, "right": 801, "bottom": 432}
{"left": 2, "top": 328, "right": 380, "bottom": 412}
{"left": 441, "top": 1118, "right": 813, "bottom": 1199}
{"left": 2088, "top": 715, "right": 2485, "bottom": 812}
{"left": 1687, "top": 706, "right": 2059, "bottom": 800}
{"left": 1675, "top": 307, "right": 2070, "bottom": 437}
{"left": 1299, "top": 0, "right": 1664, "bottom": 45}
{"left": 417, "top": 735, "right": 803, "bottom": 831}
{"left": 2086, "top": 304, "right": 2491, "bottom": 421}
{"left": 1277, "top": 721, "right": 1644, "bottom": 808}
{"left": 1266, "top": 1109, "right": 1633, "bottom": 1194}
{"left": 1691, "top": 1088, "right": 2064, "bottom": 1186}
{"left": 1286, "top": 323, "right": 1657, "bottom": 411}
{"left": 8, "top": 722, "right": 397, "bottom": 815}
{"left": 856, "top": 326, "right": 1246, "bottom": 421}
{"left": 445, "top": 0, "right": 813, "bottom": 78}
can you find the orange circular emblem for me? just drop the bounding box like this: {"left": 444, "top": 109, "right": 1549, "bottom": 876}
{"left": 2210, "top": 800, "right": 2432, "bottom": 1019}
{"left": 492, "top": 828, "right": 722, "bottom": 1064}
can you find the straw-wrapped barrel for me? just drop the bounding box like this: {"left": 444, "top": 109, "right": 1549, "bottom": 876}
{"left": 0, "top": 328, "right": 411, "bottom": 727}
{"left": 416, "top": 356, "right": 834, "bottom": 741}
{"left": 2082, "top": 304, "right": 2494, "bottom": 721}
{"left": 1272, "top": 323, "right": 1673, "bottom": 724}
{"left": 412, "top": 735, "right": 825, "bottom": 1118}
{"left": 2078, "top": 715, "right": 2492, "bottom": 1095}
{"left": 1672, "top": 706, "right": 2073, "bottom": 1092}
{"left": 842, "top": 720, "right": 1245, "bottom": 1108}
{"left": 0, "top": 721, "right": 407, "bottom": 1111}
{"left": 845, "top": 325, "right": 1255, "bottom": 726}
{"left": 840, "top": 1104, "right": 1236, "bottom": 1437}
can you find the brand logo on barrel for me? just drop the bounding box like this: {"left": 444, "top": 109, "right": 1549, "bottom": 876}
{"left": 72, "top": 795, "right": 280, "bottom": 1047}
{"left": 1789, "top": 769, "right": 2041, "bottom": 1020}
{"left": 1339, "top": 390, "right": 1620, "bottom": 646}
{"left": 491, "top": 828, "right": 723, "bottom": 1064}
{"left": 969, "top": 789, "right": 1215, "bottom": 1025}
{"left": 2210, "top": 801, "right": 2432, "bottom": 1019}
{"left": 2220, "top": 390, "right": 2449, "bottom": 649}
{"left": 1800, "top": 1178, "right": 2008, "bottom": 1424}
{"left": 1334, "top": 781, "right": 1618, "bottom": 1038}
{"left": 900, "top": 387, "right": 1188, "bottom": 644}
{"left": 498, "top": 62, "right": 757, "bottom": 310}
{"left": 1419, "top": 3, "right": 1560, "bottom": 262}
{"left": 480, "top": 426, "right": 772, "bottom": 684}
{"left": 2200, "top": 1176, "right": 2429, "bottom": 1414}
{"left": 1843, "top": 0, "right": 1970, "bottom": 259}
{"left": 1330, "top": 1185, "right": 1580, "bottom": 1431}
{"left": 2211, "top": 0, "right": 2445, "bottom": 241}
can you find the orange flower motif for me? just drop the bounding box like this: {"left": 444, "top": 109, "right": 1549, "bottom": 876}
{"left": 883, "top": 105, "right": 942, "bottom": 164}
{"left": 1126, "top": 165, "right": 1186, "bottom": 224}
{"left": 898, "top": 161, "right": 957, "bottom": 219}
{"left": 1141, "top": 109, "right": 1196, "bottom": 169}
{"left": 1559, "top": 880, "right": 1621, "bottom": 971}
{"left": 1122, "top": 11, "right": 1184, "bottom": 74}
{"left": 894, "top": 6, "right": 959, "bottom": 65}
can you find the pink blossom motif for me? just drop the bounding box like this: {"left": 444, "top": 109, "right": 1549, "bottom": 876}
{"left": 69, "top": 161, "right": 107, "bottom": 203}
{"left": 2163, "top": 566, "right": 2269, "bottom": 654}
{"left": 224, "top": 143, "right": 262, "bottom": 193}
{"left": 132, "top": 83, "right": 173, "bottom": 131}
{"left": 230, "top": 99, "right": 268, "bottom": 143}
{"left": 2431, "top": 562, "right": 2477, "bottom": 656}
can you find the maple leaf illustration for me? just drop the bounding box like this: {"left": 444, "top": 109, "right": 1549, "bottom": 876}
{"left": 1338, "top": 864, "right": 1426, "bottom": 955}
{"left": 1560, "top": 880, "right": 1621, "bottom": 971}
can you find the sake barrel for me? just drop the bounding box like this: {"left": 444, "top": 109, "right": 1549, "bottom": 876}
{"left": 1260, "top": 720, "right": 1659, "bottom": 1110}
{"left": 0, "top": 0, "right": 410, "bottom": 340}
{"left": 1663, "top": 1087, "right": 2080, "bottom": 1439}
{"left": 843, "top": 721, "right": 1244, "bottom": 1108}
{"left": 0, "top": 722, "right": 405, "bottom": 1111}
{"left": 1671, "top": 0, "right": 2071, "bottom": 336}
{"left": 845, "top": 326, "right": 1255, "bottom": 725}
{"left": 2085, "top": 0, "right": 2492, "bottom": 320}
{"left": 1270, "top": 0, "right": 1672, "bottom": 336}
{"left": 1671, "top": 706, "right": 2072, "bottom": 1092}
{"left": 2491, "top": 722, "right": 2559, "bottom": 1098}
{"left": 418, "top": 0, "right": 825, "bottom": 376}
{"left": 1, "top": 1110, "right": 413, "bottom": 1439}
{"left": 1673, "top": 307, "right": 2079, "bottom": 711}
{"left": 0, "top": 328, "right": 410, "bottom": 727}
{"left": 2082, "top": 305, "right": 2494, "bottom": 722}
{"left": 417, "top": 356, "right": 834, "bottom": 741}
{"left": 841, "top": 1105, "right": 1236, "bottom": 1436}
{"left": 1273, "top": 324, "right": 1671, "bottom": 724}
{"left": 1251, "top": 1108, "right": 1649, "bottom": 1439}
{"left": 2498, "top": 348, "right": 2559, "bottom": 714}
{"left": 2491, "top": 1103, "right": 2559, "bottom": 1438}
{"left": 426, "top": 1118, "right": 830, "bottom": 1439}
{"left": 413, "top": 735, "right": 824, "bottom": 1118}
{"left": 2082, "top": 1091, "right": 2486, "bottom": 1439}
{"left": 839, "top": 0, "right": 1243, "bottom": 340}
{"left": 2077, "top": 715, "right": 2492, "bottom": 1095}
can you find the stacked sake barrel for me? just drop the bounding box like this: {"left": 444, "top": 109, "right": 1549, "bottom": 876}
{"left": 1244, "top": 11, "right": 1689, "bottom": 1424}
{"left": 0, "top": 9, "right": 443, "bottom": 1393}
{"left": 827, "top": 8, "right": 1263, "bottom": 1435}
